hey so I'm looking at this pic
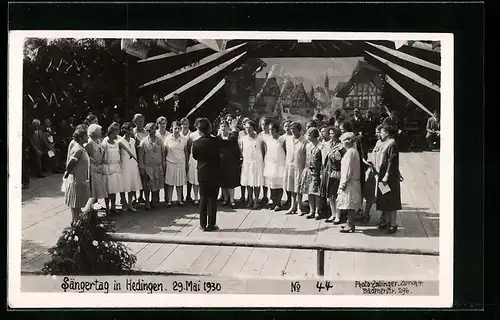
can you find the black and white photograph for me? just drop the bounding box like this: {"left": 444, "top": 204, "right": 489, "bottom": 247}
{"left": 9, "top": 30, "right": 453, "bottom": 308}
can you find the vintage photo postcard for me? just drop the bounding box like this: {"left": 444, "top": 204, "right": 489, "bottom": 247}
{"left": 8, "top": 30, "right": 453, "bottom": 308}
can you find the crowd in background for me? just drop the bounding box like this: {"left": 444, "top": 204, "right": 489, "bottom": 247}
{"left": 20, "top": 102, "right": 443, "bottom": 236}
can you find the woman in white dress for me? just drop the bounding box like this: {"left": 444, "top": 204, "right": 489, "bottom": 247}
{"left": 279, "top": 120, "right": 293, "bottom": 207}
{"left": 240, "top": 120, "right": 265, "bottom": 210}
{"left": 156, "top": 116, "right": 170, "bottom": 143}
{"left": 264, "top": 122, "right": 286, "bottom": 211}
{"left": 258, "top": 117, "right": 272, "bottom": 205}
{"left": 180, "top": 117, "right": 194, "bottom": 202}
{"left": 84, "top": 124, "right": 107, "bottom": 205}
{"left": 118, "top": 122, "right": 142, "bottom": 212}
{"left": 283, "top": 122, "right": 307, "bottom": 215}
{"left": 187, "top": 118, "right": 202, "bottom": 205}
{"left": 102, "top": 124, "right": 136, "bottom": 214}
{"left": 133, "top": 114, "right": 148, "bottom": 204}
{"left": 337, "top": 132, "right": 363, "bottom": 233}
{"left": 164, "top": 121, "right": 189, "bottom": 207}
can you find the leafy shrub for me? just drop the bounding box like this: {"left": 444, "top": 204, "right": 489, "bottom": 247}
{"left": 42, "top": 210, "right": 136, "bottom": 275}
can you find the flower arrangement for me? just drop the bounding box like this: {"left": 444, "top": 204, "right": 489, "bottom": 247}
{"left": 42, "top": 210, "right": 136, "bottom": 275}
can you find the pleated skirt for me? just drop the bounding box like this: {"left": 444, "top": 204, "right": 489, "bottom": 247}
{"left": 165, "top": 162, "right": 186, "bottom": 186}
{"left": 64, "top": 177, "right": 91, "bottom": 209}
{"left": 283, "top": 164, "right": 302, "bottom": 193}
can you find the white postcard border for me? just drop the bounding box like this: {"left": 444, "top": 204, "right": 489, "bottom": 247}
{"left": 8, "top": 30, "right": 454, "bottom": 308}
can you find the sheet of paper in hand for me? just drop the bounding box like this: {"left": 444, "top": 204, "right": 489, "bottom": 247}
{"left": 47, "top": 150, "right": 55, "bottom": 158}
{"left": 47, "top": 136, "right": 54, "bottom": 143}
{"left": 378, "top": 182, "right": 391, "bottom": 194}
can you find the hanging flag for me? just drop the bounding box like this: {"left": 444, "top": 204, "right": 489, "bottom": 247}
{"left": 197, "top": 39, "right": 228, "bottom": 52}
{"left": 121, "top": 39, "right": 151, "bottom": 59}
{"left": 393, "top": 40, "right": 407, "bottom": 50}
{"left": 156, "top": 39, "right": 188, "bottom": 54}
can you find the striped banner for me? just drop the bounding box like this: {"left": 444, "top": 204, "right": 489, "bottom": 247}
{"left": 139, "top": 43, "right": 246, "bottom": 88}
{"left": 385, "top": 75, "right": 434, "bottom": 117}
{"left": 137, "top": 43, "right": 208, "bottom": 63}
{"left": 186, "top": 78, "right": 226, "bottom": 117}
{"left": 162, "top": 51, "right": 247, "bottom": 101}
{"left": 367, "top": 42, "right": 440, "bottom": 72}
{"left": 366, "top": 51, "right": 440, "bottom": 93}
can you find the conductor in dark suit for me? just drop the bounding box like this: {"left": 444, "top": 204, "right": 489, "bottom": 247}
{"left": 192, "top": 117, "right": 238, "bottom": 231}
{"left": 192, "top": 118, "right": 222, "bottom": 231}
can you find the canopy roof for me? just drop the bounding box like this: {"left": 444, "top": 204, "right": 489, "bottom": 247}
{"left": 125, "top": 39, "right": 441, "bottom": 119}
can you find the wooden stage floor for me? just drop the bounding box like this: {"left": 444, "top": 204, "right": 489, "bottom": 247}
{"left": 20, "top": 152, "right": 440, "bottom": 279}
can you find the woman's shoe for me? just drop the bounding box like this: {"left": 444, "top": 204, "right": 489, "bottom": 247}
{"left": 128, "top": 206, "right": 137, "bottom": 212}
{"left": 306, "top": 213, "right": 315, "bottom": 219}
{"left": 273, "top": 205, "right": 281, "bottom": 212}
{"left": 194, "top": 200, "right": 200, "bottom": 205}
{"left": 386, "top": 225, "right": 398, "bottom": 234}
{"left": 231, "top": 202, "right": 237, "bottom": 209}
{"left": 297, "top": 208, "right": 305, "bottom": 216}
{"left": 178, "top": 201, "right": 184, "bottom": 206}
{"left": 377, "top": 221, "right": 388, "bottom": 229}
{"left": 333, "top": 218, "right": 342, "bottom": 225}
{"left": 285, "top": 207, "right": 296, "bottom": 215}
{"left": 340, "top": 225, "right": 356, "bottom": 233}
{"left": 314, "top": 213, "right": 321, "bottom": 220}
{"left": 325, "top": 216, "right": 334, "bottom": 223}
{"left": 166, "top": 202, "right": 172, "bottom": 208}
{"left": 252, "top": 203, "right": 259, "bottom": 210}
{"left": 221, "top": 201, "right": 228, "bottom": 206}
{"left": 361, "top": 215, "right": 371, "bottom": 223}
{"left": 246, "top": 201, "right": 253, "bottom": 208}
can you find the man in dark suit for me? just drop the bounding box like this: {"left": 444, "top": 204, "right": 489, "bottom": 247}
{"left": 192, "top": 118, "right": 221, "bottom": 231}
{"left": 192, "top": 118, "right": 238, "bottom": 231}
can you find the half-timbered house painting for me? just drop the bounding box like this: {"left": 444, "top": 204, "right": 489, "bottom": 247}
{"left": 335, "top": 60, "right": 382, "bottom": 115}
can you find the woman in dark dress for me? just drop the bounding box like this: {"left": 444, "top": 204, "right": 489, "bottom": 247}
{"left": 217, "top": 120, "right": 240, "bottom": 208}
{"left": 320, "top": 127, "right": 345, "bottom": 223}
{"left": 373, "top": 124, "right": 402, "bottom": 234}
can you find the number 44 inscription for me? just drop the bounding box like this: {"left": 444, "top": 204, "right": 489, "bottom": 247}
{"left": 316, "top": 281, "right": 334, "bottom": 292}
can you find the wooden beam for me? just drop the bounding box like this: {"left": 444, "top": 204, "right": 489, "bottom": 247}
{"left": 385, "top": 75, "right": 434, "bottom": 117}
{"left": 109, "top": 233, "right": 439, "bottom": 256}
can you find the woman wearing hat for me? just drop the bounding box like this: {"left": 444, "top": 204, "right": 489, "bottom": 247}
{"left": 373, "top": 124, "right": 402, "bottom": 234}
{"left": 336, "top": 132, "right": 363, "bottom": 233}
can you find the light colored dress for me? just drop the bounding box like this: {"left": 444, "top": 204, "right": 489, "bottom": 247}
{"left": 240, "top": 134, "right": 264, "bottom": 187}
{"left": 156, "top": 129, "right": 170, "bottom": 144}
{"left": 61, "top": 139, "right": 78, "bottom": 192}
{"left": 181, "top": 130, "right": 191, "bottom": 139}
{"left": 64, "top": 144, "right": 90, "bottom": 209}
{"left": 134, "top": 128, "right": 149, "bottom": 145}
{"left": 85, "top": 139, "right": 108, "bottom": 199}
{"left": 187, "top": 131, "right": 202, "bottom": 185}
{"left": 164, "top": 134, "right": 188, "bottom": 186}
{"left": 283, "top": 135, "right": 307, "bottom": 193}
{"left": 102, "top": 138, "right": 123, "bottom": 194}
{"left": 336, "top": 147, "right": 363, "bottom": 210}
{"left": 119, "top": 137, "right": 142, "bottom": 193}
{"left": 263, "top": 137, "right": 286, "bottom": 189}
{"left": 138, "top": 136, "right": 165, "bottom": 191}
